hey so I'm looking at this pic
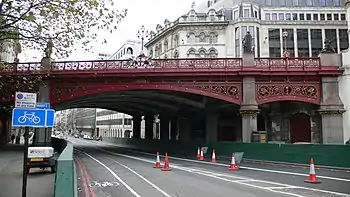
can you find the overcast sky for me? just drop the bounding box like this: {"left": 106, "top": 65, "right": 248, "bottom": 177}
{"left": 19, "top": 0, "right": 195, "bottom": 62}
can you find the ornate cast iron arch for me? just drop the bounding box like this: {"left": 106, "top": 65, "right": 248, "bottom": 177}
{"left": 51, "top": 83, "right": 241, "bottom": 105}
{"left": 256, "top": 83, "right": 320, "bottom": 105}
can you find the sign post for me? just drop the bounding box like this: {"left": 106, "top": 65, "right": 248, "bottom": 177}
{"left": 12, "top": 92, "right": 55, "bottom": 197}
{"left": 22, "top": 126, "right": 29, "bottom": 197}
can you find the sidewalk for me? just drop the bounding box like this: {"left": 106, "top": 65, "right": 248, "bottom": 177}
{"left": 0, "top": 144, "right": 54, "bottom": 197}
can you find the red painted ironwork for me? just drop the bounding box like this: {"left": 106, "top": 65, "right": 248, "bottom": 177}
{"left": 0, "top": 57, "right": 336, "bottom": 76}
{"left": 256, "top": 83, "right": 320, "bottom": 105}
{"left": 50, "top": 83, "right": 242, "bottom": 105}
{"left": 255, "top": 57, "right": 320, "bottom": 69}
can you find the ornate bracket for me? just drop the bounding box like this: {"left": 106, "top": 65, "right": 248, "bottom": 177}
{"left": 239, "top": 109, "right": 260, "bottom": 117}
{"left": 318, "top": 109, "right": 345, "bottom": 116}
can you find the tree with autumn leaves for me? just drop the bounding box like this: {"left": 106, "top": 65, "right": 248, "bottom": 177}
{"left": 0, "top": 0, "right": 127, "bottom": 59}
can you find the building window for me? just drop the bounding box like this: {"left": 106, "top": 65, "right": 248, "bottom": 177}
{"left": 341, "top": 14, "right": 346, "bottom": 20}
{"left": 292, "top": 13, "right": 297, "bottom": 20}
{"left": 334, "top": 14, "right": 339, "bottom": 20}
{"left": 327, "top": 14, "right": 332, "bottom": 21}
{"left": 266, "top": 0, "right": 272, "bottom": 6}
{"left": 265, "top": 13, "right": 271, "bottom": 20}
{"left": 334, "top": 0, "right": 340, "bottom": 6}
{"left": 209, "top": 32, "right": 218, "bottom": 43}
{"left": 299, "top": 13, "right": 304, "bottom": 20}
{"left": 282, "top": 29, "right": 295, "bottom": 57}
{"left": 297, "top": 29, "right": 309, "bottom": 57}
{"left": 286, "top": 13, "right": 291, "bottom": 20}
{"left": 242, "top": 26, "right": 247, "bottom": 38}
{"left": 272, "top": 13, "right": 277, "bottom": 20}
{"left": 306, "top": 0, "right": 312, "bottom": 6}
{"left": 306, "top": 14, "right": 311, "bottom": 20}
{"left": 187, "top": 49, "right": 196, "bottom": 58}
{"left": 187, "top": 32, "right": 196, "bottom": 44}
{"left": 235, "top": 27, "right": 240, "bottom": 57}
{"left": 174, "top": 50, "right": 179, "bottom": 58}
{"left": 320, "top": 0, "right": 327, "bottom": 6}
{"left": 243, "top": 9, "right": 250, "bottom": 18}
{"left": 325, "top": 29, "right": 337, "bottom": 52}
{"left": 293, "top": 0, "right": 299, "bottom": 6}
{"left": 198, "top": 49, "right": 206, "bottom": 58}
{"left": 234, "top": 10, "right": 239, "bottom": 19}
{"left": 313, "top": 14, "right": 318, "bottom": 20}
{"left": 208, "top": 48, "right": 218, "bottom": 58}
{"left": 268, "top": 29, "right": 281, "bottom": 57}
{"left": 278, "top": 13, "right": 284, "bottom": 20}
{"left": 339, "top": 29, "right": 349, "bottom": 51}
{"left": 199, "top": 32, "right": 206, "bottom": 42}
{"left": 320, "top": 14, "right": 325, "bottom": 20}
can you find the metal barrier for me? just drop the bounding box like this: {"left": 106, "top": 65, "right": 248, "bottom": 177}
{"left": 53, "top": 141, "right": 75, "bottom": 197}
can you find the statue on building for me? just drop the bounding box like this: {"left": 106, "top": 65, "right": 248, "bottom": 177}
{"left": 242, "top": 31, "right": 253, "bottom": 53}
{"left": 191, "top": 1, "right": 196, "bottom": 9}
{"left": 44, "top": 38, "right": 53, "bottom": 58}
{"left": 321, "top": 38, "right": 336, "bottom": 54}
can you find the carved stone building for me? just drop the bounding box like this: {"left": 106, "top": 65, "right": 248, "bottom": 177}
{"left": 145, "top": 0, "right": 348, "bottom": 59}
{"left": 143, "top": 0, "right": 348, "bottom": 144}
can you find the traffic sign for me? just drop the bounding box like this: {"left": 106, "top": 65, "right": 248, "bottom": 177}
{"left": 15, "top": 92, "right": 37, "bottom": 108}
{"left": 12, "top": 108, "right": 55, "bottom": 128}
{"left": 36, "top": 102, "right": 50, "bottom": 109}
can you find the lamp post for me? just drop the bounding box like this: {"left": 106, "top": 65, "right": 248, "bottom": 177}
{"left": 137, "top": 25, "right": 149, "bottom": 55}
{"left": 282, "top": 30, "right": 289, "bottom": 58}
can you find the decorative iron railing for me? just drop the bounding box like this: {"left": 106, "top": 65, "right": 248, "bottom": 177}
{"left": 0, "top": 57, "right": 324, "bottom": 74}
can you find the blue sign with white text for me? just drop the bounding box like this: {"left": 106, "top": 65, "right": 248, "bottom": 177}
{"left": 12, "top": 108, "right": 55, "bottom": 128}
{"left": 36, "top": 102, "right": 50, "bottom": 109}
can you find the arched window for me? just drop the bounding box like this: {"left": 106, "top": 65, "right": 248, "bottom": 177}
{"left": 208, "top": 48, "right": 218, "bottom": 58}
{"left": 164, "top": 54, "right": 167, "bottom": 58}
{"left": 174, "top": 35, "right": 179, "bottom": 47}
{"left": 187, "top": 32, "right": 196, "bottom": 44}
{"left": 198, "top": 50, "right": 206, "bottom": 58}
{"left": 209, "top": 32, "right": 218, "bottom": 43}
{"left": 126, "top": 47, "right": 133, "bottom": 55}
{"left": 174, "top": 50, "right": 179, "bottom": 58}
{"left": 164, "top": 40, "right": 168, "bottom": 51}
{"left": 199, "top": 32, "right": 206, "bottom": 42}
{"left": 187, "top": 49, "right": 196, "bottom": 58}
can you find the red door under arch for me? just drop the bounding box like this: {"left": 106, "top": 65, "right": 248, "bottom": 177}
{"left": 290, "top": 113, "right": 311, "bottom": 143}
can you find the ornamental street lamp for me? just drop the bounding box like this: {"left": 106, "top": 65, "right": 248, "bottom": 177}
{"left": 282, "top": 30, "right": 289, "bottom": 58}
{"left": 137, "top": 25, "right": 149, "bottom": 55}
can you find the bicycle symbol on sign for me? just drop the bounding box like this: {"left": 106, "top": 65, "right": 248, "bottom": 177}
{"left": 18, "top": 111, "right": 41, "bottom": 124}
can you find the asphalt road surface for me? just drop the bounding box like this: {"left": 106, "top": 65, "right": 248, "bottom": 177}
{"left": 71, "top": 138, "right": 350, "bottom": 197}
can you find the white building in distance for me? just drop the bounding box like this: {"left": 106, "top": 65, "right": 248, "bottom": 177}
{"left": 95, "top": 39, "right": 148, "bottom": 139}
{"left": 145, "top": 0, "right": 348, "bottom": 59}
{"left": 109, "top": 39, "right": 146, "bottom": 60}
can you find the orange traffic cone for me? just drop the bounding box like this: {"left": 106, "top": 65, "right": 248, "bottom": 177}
{"left": 199, "top": 149, "right": 205, "bottom": 161}
{"left": 228, "top": 153, "right": 239, "bottom": 171}
{"left": 196, "top": 147, "right": 201, "bottom": 158}
{"left": 211, "top": 149, "right": 217, "bottom": 163}
{"left": 304, "top": 158, "right": 321, "bottom": 184}
{"left": 161, "top": 153, "right": 171, "bottom": 171}
{"left": 153, "top": 152, "right": 162, "bottom": 168}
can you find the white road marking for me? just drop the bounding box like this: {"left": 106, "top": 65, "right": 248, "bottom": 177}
{"left": 97, "top": 148, "right": 350, "bottom": 197}
{"left": 86, "top": 140, "right": 350, "bottom": 183}
{"left": 76, "top": 150, "right": 142, "bottom": 197}
{"left": 74, "top": 140, "right": 350, "bottom": 196}
{"left": 109, "top": 158, "right": 172, "bottom": 197}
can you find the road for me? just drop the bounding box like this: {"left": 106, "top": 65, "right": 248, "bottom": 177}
{"left": 71, "top": 138, "right": 350, "bottom": 197}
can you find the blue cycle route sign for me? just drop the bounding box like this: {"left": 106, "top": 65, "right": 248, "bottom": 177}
{"left": 36, "top": 102, "right": 50, "bottom": 109}
{"left": 12, "top": 108, "right": 55, "bottom": 128}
